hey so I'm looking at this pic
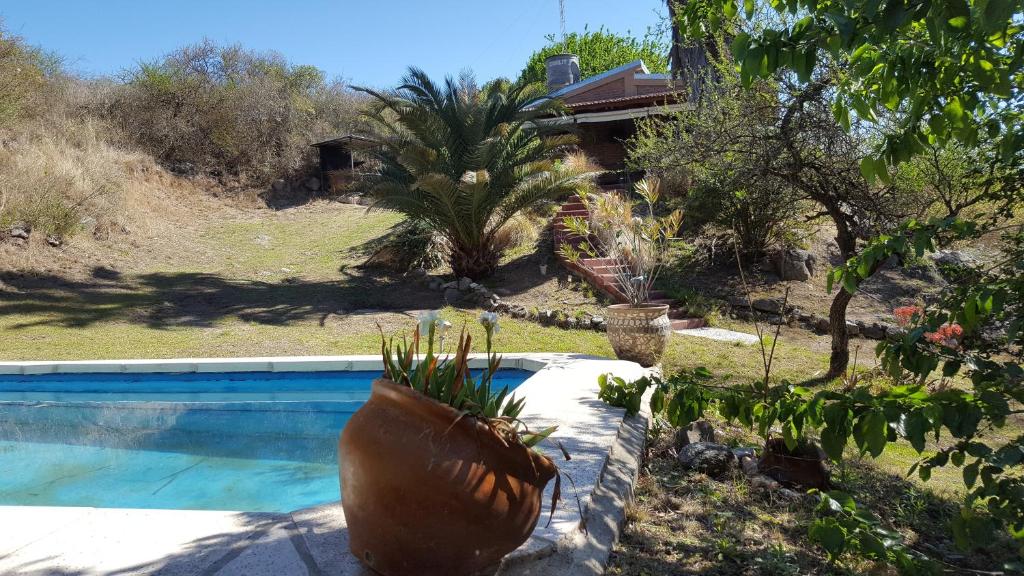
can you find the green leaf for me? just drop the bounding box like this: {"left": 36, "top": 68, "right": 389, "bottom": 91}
{"left": 854, "top": 409, "right": 888, "bottom": 458}
{"left": 826, "top": 490, "right": 857, "bottom": 512}
{"left": 808, "top": 518, "right": 847, "bottom": 559}
{"left": 902, "top": 411, "right": 928, "bottom": 453}
{"left": 821, "top": 425, "right": 848, "bottom": 461}
{"left": 860, "top": 157, "right": 876, "bottom": 183}
{"left": 858, "top": 532, "right": 887, "bottom": 559}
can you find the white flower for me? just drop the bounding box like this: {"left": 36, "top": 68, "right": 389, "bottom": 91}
{"left": 479, "top": 311, "right": 500, "bottom": 333}
{"left": 436, "top": 319, "right": 452, "bottom": 337}
{"left": 418, "top": 310, "right": 440, "bottom": 336}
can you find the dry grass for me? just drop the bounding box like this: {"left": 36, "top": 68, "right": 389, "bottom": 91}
{"left": 607, "top": 428, "right": 1018, "bottom": 575}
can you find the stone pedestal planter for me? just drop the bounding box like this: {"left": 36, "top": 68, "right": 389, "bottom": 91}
{"left": 605, "top": 303, "right": 671, "bottom": 367}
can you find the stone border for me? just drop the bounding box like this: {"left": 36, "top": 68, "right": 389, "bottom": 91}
{"left": 0, "top": 353, "right": 649, "bottom": 575}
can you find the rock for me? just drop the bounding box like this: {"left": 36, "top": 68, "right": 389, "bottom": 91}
{"left": 777, "top": 488, "right": 805, "bottom": 500}
{"left": 561, "top": 317, "right": 577, "bottom": 329}
{"left": 732, "top": 447, "right": 757, "bottom": 460}
{"left": 676, "top": 442, "right": 736, "bottom": 477}
{"left": 727, "top": 295, "right": 748, "bottom": 308}
{"left": 428, "top": 279, "right": 444, "bottom": 291}
{"left": 46, "top": 235, "right": 62, "bottom": 247}
{"left": 845, "top": 320, "right": 861, "bottom": 336}
{"left": 305, "top": 177, "right": 321, "bottom": 191}
{"left": 814, "top": 316, "right": 830, "bottom": 333}
{"left": 767, "top": 315, "right": 786, "bottom": 325}
{"left": 752, "top": 298, "right": 784, "bottom": 315}
{"left": 863, "top": 323, "right": 887, "bottom": 340}
{"left": 410, "top": 268, "right": 428, "bottom": 278}
{"left": 931, "top": 250, "right": 977, "bottom": 269}
{"left": 10, "top": 227, "right": 29, "bottom": 240}
{"left": 770, "top": 248, "right": 817, "bottom": 281}
{"left": 740, "top": 455, "right": 759, "bottom": 476}
{"left": 590, "top": 315, "right": 604, "bottom": 327}
{"left": 510, "top": 306, "right": 527, "bottom": 319}
{"left": 733, "top": 309, "right": 753, "bottom": 321}
{"left": 271, "top": 179, "right": 286, "bottom": 192}
{"left": 443, "top": 288, "right": 462, "bottom": 303}
{"left": 495, "top": 288, "right": 512, "bottom": 297}
{"left": 674, "top": 421, "right": 716, "bottom": 449}
{"left": 457, "top": 277, "right": 472, "bottom": 291}
{"left": 749, "top": 473, "right": 782, "bottom": 491}
{"left": 441, "top": 281, "right": 458, "bottom": 290}
{"left": 79, "top": 216, "right": 97, "bottom": 234}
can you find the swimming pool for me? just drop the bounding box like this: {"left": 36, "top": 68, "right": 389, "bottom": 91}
{"left": 0, "top": 369, "right": 531, "bottom": 513}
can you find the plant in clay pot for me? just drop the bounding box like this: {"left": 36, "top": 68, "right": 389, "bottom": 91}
{"left": 559, "top": 177, "right": 682, "bottom": 366}
{"left": 338, "top": 311, "right": 562, "bottom": 576}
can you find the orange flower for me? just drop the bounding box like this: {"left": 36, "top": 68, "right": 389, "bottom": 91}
{"left": 893, "top": 305, "right": 923, "bottom": 327}
{"left": 925, "top": 323, "right": 964, "bottom": 348}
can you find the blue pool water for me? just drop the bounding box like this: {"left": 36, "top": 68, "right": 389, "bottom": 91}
{"left": 0, "top": 369, "right": 530, "bottom": 513}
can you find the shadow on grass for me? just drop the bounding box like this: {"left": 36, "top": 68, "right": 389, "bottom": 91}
{"left": 0, "top": 267, "right": 443, "bottom": 330}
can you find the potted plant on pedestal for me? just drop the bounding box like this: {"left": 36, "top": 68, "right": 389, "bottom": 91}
{"left": 338, "top": 312, "right": 560, "bottom": 576}
{"left": 559, "top": 177, "right": 682, "bottom": 366}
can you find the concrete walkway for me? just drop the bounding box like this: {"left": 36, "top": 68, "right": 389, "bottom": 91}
{"left": 674, "top": 326, "right": 761, "bottom": 345}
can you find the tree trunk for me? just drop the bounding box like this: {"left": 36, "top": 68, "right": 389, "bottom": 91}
{"left": 825, "top": 288, "right": 854, "bottom": 380}
{"left": 450, "top": 243, "right": 499, "bottom": 281}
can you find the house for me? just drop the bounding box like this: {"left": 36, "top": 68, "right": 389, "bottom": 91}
{"left": 538, "top": 55, "right": 690, "bottom": 188}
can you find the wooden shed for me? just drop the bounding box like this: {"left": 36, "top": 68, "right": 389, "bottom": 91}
{"left": 310, "top": 134, "right": 379, "bottom": 193}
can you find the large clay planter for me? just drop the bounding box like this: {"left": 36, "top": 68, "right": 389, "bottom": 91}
{"left": 758, "top": 438, "right": 830, "bottom": 489}
{"left": 605, "top": 303, "right": 672, "bottom": 367}
{"left": 339, "top": 378, "right": 557, "bottom": 576}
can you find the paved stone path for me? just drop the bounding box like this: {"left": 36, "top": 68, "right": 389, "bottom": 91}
{"left": 674, "top": 326, "right": 761, "bottom": 345}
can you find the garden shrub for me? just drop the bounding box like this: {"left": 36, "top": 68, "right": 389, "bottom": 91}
{"left": 107, "top": 40, "right": 364, "bottom": 185}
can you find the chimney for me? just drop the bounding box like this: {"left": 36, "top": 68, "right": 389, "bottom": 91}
{"left": 544, "top": 53, "right": 580, "bottom": 92}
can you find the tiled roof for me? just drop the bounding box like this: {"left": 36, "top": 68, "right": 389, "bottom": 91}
{"left": 566, "top": 92, "right": 680, "bottom": 110}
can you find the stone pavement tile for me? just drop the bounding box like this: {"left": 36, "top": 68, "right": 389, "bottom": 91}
{"left": 675, "top": 326, "right": 760, "bottom": 345}
{"left": 213, "top": 522, "right": 311, "bottom": 576}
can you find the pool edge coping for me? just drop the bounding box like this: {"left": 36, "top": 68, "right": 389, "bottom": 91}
{"left": 0, "top": 353, "right": 649, "bottom": 575}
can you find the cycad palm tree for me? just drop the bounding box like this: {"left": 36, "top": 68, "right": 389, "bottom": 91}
{"left": 356, "top": 68, "right": 595, "bottom": 280}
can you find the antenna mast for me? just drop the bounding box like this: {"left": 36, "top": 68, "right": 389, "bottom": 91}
{"left": 559, "top": 0, "right": 566, "bottom": 42}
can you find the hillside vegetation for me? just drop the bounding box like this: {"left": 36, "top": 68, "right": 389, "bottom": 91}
{"left": 0, "top": 25, "right": 364, "bottom": 260}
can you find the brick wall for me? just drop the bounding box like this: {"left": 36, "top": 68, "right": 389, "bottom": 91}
{"left": 564, "top": 78, "right": 625, "bottom": 104}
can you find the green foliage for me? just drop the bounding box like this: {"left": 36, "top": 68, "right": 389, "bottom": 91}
{"left": 519, "top": 27, "right": 669, "bottom": 85}
{"left": 357, "top": 69, "right": 596, "bottom": 280}
{"left": 627, "top": 49, "right": 805, "bottom": 256}
{"left": 380, "top": 312, "right": 553, "bottom": 443}
{"left": 809, "top": 490, "right": 941, "bottom": 573}
{"left": 672, "top": 0, "right": 1023, "bottom": 175}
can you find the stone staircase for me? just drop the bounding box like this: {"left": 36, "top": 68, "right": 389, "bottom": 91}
{"left": 552, "top": 194, "right": 705, "bottom": 331}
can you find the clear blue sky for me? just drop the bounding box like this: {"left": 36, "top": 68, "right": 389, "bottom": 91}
{"left": 0, "top": 0, "right": 667, "bottom": 87}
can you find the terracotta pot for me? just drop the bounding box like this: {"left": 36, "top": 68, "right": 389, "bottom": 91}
{"left": 757, "top": 438, "right": 830, "bottom": 489}
{"left": 605, "top": 303, "right": 671, "bottom": 367}
{"left": 339, "top": 378, "right": 557, "bottom": 576}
